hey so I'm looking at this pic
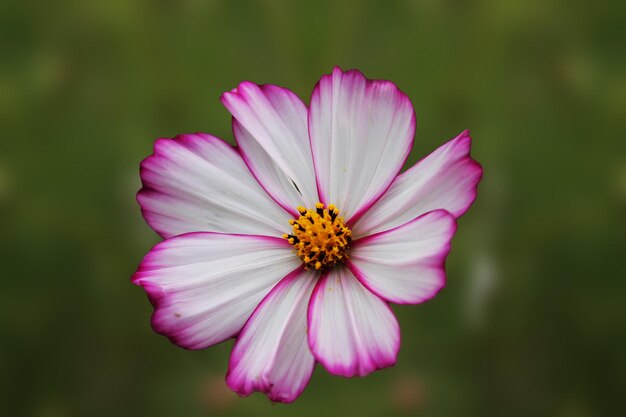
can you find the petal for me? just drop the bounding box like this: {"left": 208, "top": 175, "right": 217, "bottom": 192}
{"left": 222, "top": 83, "right": 318, "bottom": 214}
{"left": 352, "top": 130, "right": 482, "bottom": 238}
{"left": 138, "top": 133, "right": 292, "bottom": 239}
{"left": 307, "top": 267, "right": 400, "bottom": 377}
{"left": 308, "top": 67, "right": 415, "bottom": 222}
{"left": 226, "top": 268, "right": 318, "bottom": 403}
{"left": 348, "top": 210, "right": 456, "bottom": 305}
{"left": 132, "top": 233, "right": 301, "bottom": 350}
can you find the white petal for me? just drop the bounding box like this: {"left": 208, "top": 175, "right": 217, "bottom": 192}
{"left": 348, "top": 210, "right": 456, "bottom": 304}
{"left": 308, "top": 67, "right": 415, "bottom": 222}
{"left": 308, "top": 267, "right": 400, "bottom": 377}
{"left": 222, "top": 83, "right": 318, "bottom": 213}
{"left": 227, "top": 268, "right": 318, "bottom": 403}
{"left": 132, "top": 233, "right": 301, "bottom": 349}
{"left": 138, "top": 133, "right": 291, "bottom": 239}
{"left": 352, "top": 130, "right": 482, "bottom": 237}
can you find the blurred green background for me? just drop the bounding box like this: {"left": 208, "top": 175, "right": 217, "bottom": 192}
{"left": 1, "top": 0, "right": 625, "bottom": 416}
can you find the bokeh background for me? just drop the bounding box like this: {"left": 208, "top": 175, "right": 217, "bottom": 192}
{"left": 2, "top": 0, "right": 625, "bottom": 416}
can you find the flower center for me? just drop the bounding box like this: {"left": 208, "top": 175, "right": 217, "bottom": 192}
{"left": 283, "top": 203, "right": 352, "bottom": 270}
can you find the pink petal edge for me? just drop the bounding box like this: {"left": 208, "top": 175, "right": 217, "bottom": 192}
{"left": 226, "top": 267, "right": 317, "bottom": 403}
{"left": 232, "top": 118, "right": 300, "bottom": 217}
{"left": 308, "top": 66, "right": 416, "bottom": 224}
{"left": 348, "top": 210, "right": 457, "bottom": 305}
{"left": 351, "top": 130, "right": 483, "bottom": 238}
{"left": 306, "top": 267, "right": 401, "bottom": 377}
{"left": 444, "top": 130, "right": 484, "bottom": 219}
{"left": 222, "top": 82, "right": 318, "bottom": 216}
{"left": 137, "top": 133, "right": 293, "bottom": 239}
{"left": 132, "top": 232, "right": 293, "bottom": 350}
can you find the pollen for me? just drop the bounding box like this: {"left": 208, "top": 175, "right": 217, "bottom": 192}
{"left": 284, "top": 203, "right": 352, "bottom": 270}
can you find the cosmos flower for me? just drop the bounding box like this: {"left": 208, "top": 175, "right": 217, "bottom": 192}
{"left": 132, "top": 67, "right": 482, "bottom": 403}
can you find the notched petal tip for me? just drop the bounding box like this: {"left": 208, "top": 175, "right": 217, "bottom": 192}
{"left": 225, "top": 373, "right": 303, "bottom": 404}
{"left": 220, "top": 81, "right": 264, "bottom": 106}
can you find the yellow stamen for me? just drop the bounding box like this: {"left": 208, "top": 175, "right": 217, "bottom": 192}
{"left": 283, "top": 202, "right": 352, "bottom": 270}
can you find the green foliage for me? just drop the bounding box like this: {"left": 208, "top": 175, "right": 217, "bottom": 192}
{"left": 1, "top": 1, "right": 624, "bottom": 416}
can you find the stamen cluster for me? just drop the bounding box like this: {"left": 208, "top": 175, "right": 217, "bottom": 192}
{"left": 284, "top": 203, "right": 352, "bottom": 270}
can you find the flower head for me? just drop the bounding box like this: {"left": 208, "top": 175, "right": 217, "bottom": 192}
{"left": 285, "top": 203, "right": 351, "bottom": 270}
{"left": 132, "top": 67, "right": 483, "bottom": 403}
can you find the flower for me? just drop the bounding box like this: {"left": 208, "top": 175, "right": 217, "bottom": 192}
{"left": 132, "top": 67, "right": 483, "bottom": 403}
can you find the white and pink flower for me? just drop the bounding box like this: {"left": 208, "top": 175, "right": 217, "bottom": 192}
{"left": 132, "top": 67, "right": 482, "bottom": 403}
